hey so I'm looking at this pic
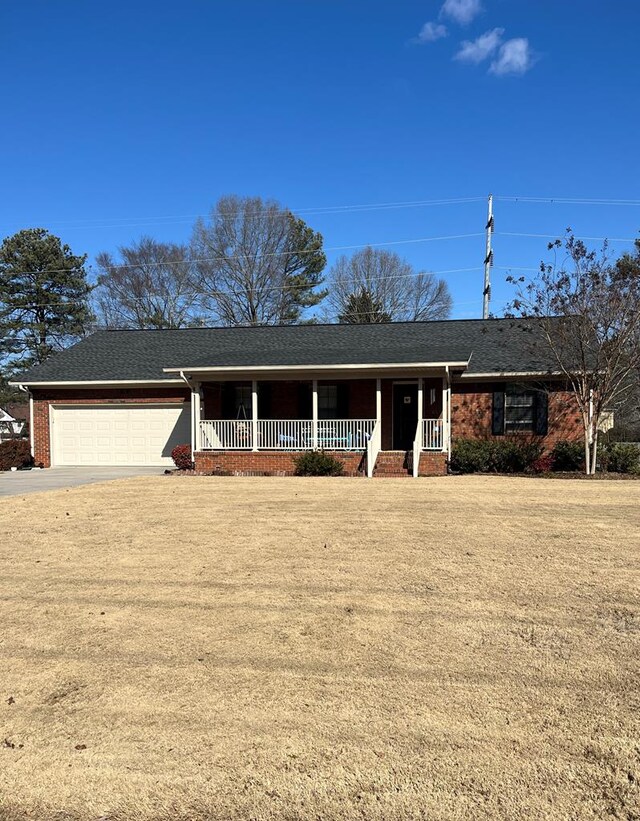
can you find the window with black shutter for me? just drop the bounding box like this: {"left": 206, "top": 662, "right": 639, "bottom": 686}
{"left": 496, "top": 384, "right": 549, "bottom": 435}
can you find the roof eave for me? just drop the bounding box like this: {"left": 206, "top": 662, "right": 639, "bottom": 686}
{"left": 162, "top": 360, "right": 470, "bottom": 375}
{"left": 9, "top": 378, "right": 185, "bottom": 388}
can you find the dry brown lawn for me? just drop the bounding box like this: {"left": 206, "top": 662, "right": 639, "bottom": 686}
{"left": 0, "top": 475, "right": 638, "bottom": 821}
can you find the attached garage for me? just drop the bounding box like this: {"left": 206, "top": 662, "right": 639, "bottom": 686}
{"left": 50, "top": 404, "right": 190, "bottom": 467}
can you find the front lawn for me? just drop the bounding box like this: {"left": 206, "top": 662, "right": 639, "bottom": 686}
{"left": 0, "top": 476, "right": 638, "bottom": 820}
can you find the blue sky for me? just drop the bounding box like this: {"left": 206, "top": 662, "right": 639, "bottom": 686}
{"left": 2, "top": 0, "right": 639, "bottom": 319}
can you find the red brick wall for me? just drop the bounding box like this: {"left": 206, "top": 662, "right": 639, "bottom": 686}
{"left": 418, "top": 452, "right": 448, "bottom": 476}
{"left": 194, "top": 450, "right": 366, "bottom": 477}
{"left": 347, "top": 379, "right": 376, "bottom": 419}
{"left": 31, "top": 387, "right": 189, "bottom": 468}
{"left": 451, "top": 381, "right": 582, "bottom": 450}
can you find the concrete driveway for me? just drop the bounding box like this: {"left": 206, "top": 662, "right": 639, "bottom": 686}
{"left": 0, "top": 466, "right": 165, "bottom": 498}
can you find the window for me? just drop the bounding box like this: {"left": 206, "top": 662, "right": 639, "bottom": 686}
{"left": 318, "top": 385, "right": 338, "bottom": 420}
{"left": 493, "top": 386, "right": 548, "bottom": 436}
{"left": 234, "top": 386, "right": 252, "bottom": 419}
{"left": 504, "top": 387, "right": 536, "bottom": 432}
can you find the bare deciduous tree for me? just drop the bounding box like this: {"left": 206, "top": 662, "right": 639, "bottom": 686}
{"left": 326, "top": 247, "right": 452, "bottom": 323}
{"left": 191, "top": 196, "right": 326, "bottom": 326}
{"left": 94, "top": 237, "right": 200, "bottom": 329}
{"left": 506, "top": 232, "right": 640, "bottom": 474}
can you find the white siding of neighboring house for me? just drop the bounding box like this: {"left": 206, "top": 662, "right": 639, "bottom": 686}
{"left": 0, "top": 409, "right": 25, "bottom": 441}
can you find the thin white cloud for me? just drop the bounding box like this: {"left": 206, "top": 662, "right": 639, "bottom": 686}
{"left": 489, "top": 38, "right": 535, "bottom": 75}
{"left": 417, "top": 21, "right": 448, "bottom": 43}
{"left": 440, "top": 0, "right": 483, "bottom": 25}
{"left": 454, "top": 27, "right": 503, "bottom": 63}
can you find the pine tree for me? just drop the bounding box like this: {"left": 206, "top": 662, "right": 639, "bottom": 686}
{"left": 338, "top": 287, "right": 392, "bottom": 323}
{"left": 0, "top": 228, "right": 92, "bottom": 373}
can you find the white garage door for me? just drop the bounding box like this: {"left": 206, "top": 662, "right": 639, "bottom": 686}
{"left": 51, "top": 404, "right": 191, "bottom": 466}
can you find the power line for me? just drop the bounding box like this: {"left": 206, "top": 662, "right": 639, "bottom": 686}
{"left": 0, "top": 265, "right": 483, "bottom": 312}
{"left": 497, "top": 231, "right": 638, "bottom": 243}
{"left": 0, "top": 297, "right": 498, "bottom": 343}
{"left": 495, "top": 196, "right": 640, "bottom": 206}
{"left": 1, "top": 232, "right": 485, "bottom": 278}
{"left": 0, "top": 196, "right": 486, "bottom": 232}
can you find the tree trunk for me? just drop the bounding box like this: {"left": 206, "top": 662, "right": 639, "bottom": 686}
{"left": 583, "top": 412, "right": 592, "bottom": 475}
{"left": 590, "top": 430, "right": 599, "bottom": 475}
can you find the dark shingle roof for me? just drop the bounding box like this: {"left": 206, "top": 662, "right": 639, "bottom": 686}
{"left": 13, "top": 319, "right": 561, "bottom": 383}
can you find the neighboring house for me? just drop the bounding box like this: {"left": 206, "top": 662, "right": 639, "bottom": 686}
{"left": 10, "top": 319, "right": 582, "bottom": 476}
{"left": 0, "top": 404, "right": 27, "bottom": 441}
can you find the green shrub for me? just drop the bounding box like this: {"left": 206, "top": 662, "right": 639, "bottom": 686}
{"left": 293, "top": 451, "right": 344, "bottom": 476}
{"left": 449, "top": 438, "right": 543, "bottom": 474}
{"left": 493, "top": 440, "right": 544, "bottom": 473}
{"left": 551, "top": 440, "right": 584, "bottom": 472}
{"left": 600, "top": 442, "right": 640, "bottom": 474}
{"left": 0, "top": 439, "right": 33, "bottom": 471}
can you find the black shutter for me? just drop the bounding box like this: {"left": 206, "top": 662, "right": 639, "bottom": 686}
{"left": 534, "top": 391, "right": 548, "bottom": 436}
{"left": 258, "top": 382, "right": 272, "bottom": 420}
{"left": 222, "top": 383, "right": 235, "bottom": 419}
{"left": 298, "top": 382, "right": 312, "bottom": 418}
{"left": 492, "top": 390, "right": 505, "bottom": 436}
{"left": 337, "top": 383, "right": 349, "bottom": 418}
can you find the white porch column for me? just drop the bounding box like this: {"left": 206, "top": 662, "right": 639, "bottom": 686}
{"left": 443, "top": 367, "right": 452, "bottom": 456}
{"left": 376, "top": 378, "right": 382, "bottom": 426}
{"left": 29, "top": 392, "right": 35, "bottom": 459}
{"left": 194, "top": 382, "right": 202, "bottom": 452}
{"left": 312, "top": 379, "right": 318, "bottom": 449}
{"left": 190, "top": 382, "right": 200, "bottom": 454}
{"left": 251, "top": 380, "right": 258, "bottom": 451}
{"left": 417, "top": 377, "right": 423, "bottom": 449}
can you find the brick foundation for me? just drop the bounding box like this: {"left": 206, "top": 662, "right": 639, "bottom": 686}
{"left": 194, "top": 450, "right": 366, "bottom": 477}
{"left": 418, "top": 452, "right": 448, "bottom": 476}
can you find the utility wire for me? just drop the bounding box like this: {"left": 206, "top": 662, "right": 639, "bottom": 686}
{"left": 497, "top": 231, "right": 638, "bottom": 243}
{"left": 0, "top": 266, "right": 483, "bottom": 312}
{"left": 0, "top": 298, "right": 498, "bottom": 342}
{"left": 0, "top": 196, "right": 486, "bottom": 232}
{"left": 1, "top": 232, "right": 484, "bottom": 278}
{"left": 496, "top": 196, "right": 640, "bottom": 206}
{"left": 6, "top": 194, "right": 640, "bottom": 233}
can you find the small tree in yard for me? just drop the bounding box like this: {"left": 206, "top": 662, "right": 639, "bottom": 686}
{"left": 506, "top": 232, "right": 640, "bottom": 475}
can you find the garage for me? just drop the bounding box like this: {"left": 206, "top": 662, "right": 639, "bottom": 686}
{"left": 51, "top": 404, "right": 191, "bottom": 466}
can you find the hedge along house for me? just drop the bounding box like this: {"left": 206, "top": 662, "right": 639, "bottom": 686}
{"left": 11, "top": 319, "right": 582, "bottom": 477}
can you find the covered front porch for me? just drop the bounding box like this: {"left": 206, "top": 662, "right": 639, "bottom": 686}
{"left": 182, "top": 373, "right": 452, "bottom": 477}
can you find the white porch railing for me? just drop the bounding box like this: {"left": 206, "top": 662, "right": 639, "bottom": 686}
{"left": 200, "top": 419, "right": 254, "bottom": 450}
{"left": 258, "top": 419, "right": 312, "bottom": 450}
{"left": 199, "top": 419, "right": 375, "bottom": 451}
{"left": 316, "top": 419, "right": 374, "bottom": 450}
{"left": 422, "top": 418, "right": 444, "bottom": 451}
{"left": 412, "top": 421, "right": 421, "bottom": 478}
{"left": 366, "top": 420, "right": 381, "bottom": 478}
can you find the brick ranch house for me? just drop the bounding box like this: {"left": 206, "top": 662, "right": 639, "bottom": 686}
{"left": 11, "top": 319, "right": 581, "bottom": 477}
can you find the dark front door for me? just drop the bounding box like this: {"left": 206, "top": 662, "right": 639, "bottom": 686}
{"left": 393, "top": 383, "right": 418, "bottom": 450}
